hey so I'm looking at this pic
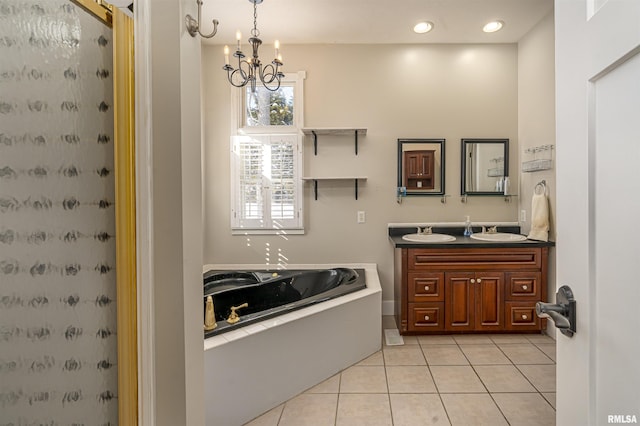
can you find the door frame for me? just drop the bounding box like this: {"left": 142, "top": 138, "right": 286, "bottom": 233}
{"left": 71, "top": 1, "right": 138, "bottom": 424}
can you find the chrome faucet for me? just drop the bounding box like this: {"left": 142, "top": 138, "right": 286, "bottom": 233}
{"left": 417, "top": 226, "right": 432, "bottom": 235}
{"left": 482, "top": 225, "right": 498, "bottom": 234}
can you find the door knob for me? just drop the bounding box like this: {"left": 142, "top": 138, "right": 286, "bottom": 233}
{"left": 536, "top": 285, "right": 576, "bottom": 337}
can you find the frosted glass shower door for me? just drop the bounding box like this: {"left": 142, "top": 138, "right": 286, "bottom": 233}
{"left": 0, "top": 1, "right": 135, "bottom": 424}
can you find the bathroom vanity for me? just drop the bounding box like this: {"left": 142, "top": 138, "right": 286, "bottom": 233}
{"left": 390, "top": 226, "right": 554, "bottom": 335}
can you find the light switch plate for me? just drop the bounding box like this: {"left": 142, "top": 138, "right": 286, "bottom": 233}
{"left": 357, "top": 211, "right": 366, "bottom": 224}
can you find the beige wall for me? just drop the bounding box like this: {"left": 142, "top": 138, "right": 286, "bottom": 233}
{"left": 518, "top": 12, "right": 556, "bottom": 237}
{"left": 517, "top": 11, "right": 556, "bottom": 336}
{"left": 145, "top": 0, "right": 204, "bottom": 424}
{"left": 203, "top": 43, "right": 521, "bottom": 303}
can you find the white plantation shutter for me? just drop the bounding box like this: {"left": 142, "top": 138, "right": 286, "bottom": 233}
{"left": 231, "top": 134, "right": 302, "bottom": 231}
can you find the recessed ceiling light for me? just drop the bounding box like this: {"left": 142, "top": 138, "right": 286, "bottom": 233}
{"left": 483, "top": 20, "right": 504, "bottom": 33}
{"left": 413, "top": 21, "right": 434, "bottom": 34}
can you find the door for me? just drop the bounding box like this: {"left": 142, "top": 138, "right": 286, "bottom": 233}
{"left": 556, "top": 0, "right": 640, "bottom": 424}
{"left": 445, "top": 271, "right": 503, "bottom": 331}
{"left": 0, "top": 1, "right": 136, "bottom": 424}
{"left": 474, "top": 272, "right": 504, "bottom": 330}
{"left": 445, "top": 272, "right": 475, "bottom": 331}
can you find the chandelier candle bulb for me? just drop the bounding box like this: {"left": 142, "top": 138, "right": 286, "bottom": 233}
{"left": 224, "top": 45, "right": 230, "bottom": 65}
{"left": 274, "top": 40, "right": 280, "bottom": 59}
{"left": 236, "top": 31, "right": 242, "bottom": 50}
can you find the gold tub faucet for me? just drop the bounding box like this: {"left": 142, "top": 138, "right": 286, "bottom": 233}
{"left": 204, "top": 295, "right": 217, "bottom": 331}
{"left": 227, "top": 302, "right": 249, "bottom": 324}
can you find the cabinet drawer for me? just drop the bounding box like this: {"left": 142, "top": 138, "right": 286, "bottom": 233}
{"left": 408, "top": 303, "right": 445, "bottom": 331}
{"left": 505, "top": 272, "right": 541, "bottom": 300}
{"left": 505, "top": 302, "right": 541, "bottom": 330}
{"left": 408, "top": 248, "right": 542, "bottom": 270}
{"left": 408, "top": 272, "right": 444, "bottom": 302}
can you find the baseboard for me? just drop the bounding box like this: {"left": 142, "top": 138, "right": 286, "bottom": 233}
{"left": 382, "top": 300, "right": 395, "bottom": 316}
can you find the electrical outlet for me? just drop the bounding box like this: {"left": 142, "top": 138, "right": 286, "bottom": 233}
{"left": 357, "top": 211, "right": 366, "bottom": 224}
{"left": 520, "top": 209, "right": 527, "bottom": 222}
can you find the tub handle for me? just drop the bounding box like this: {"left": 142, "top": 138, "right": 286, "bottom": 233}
{"left": 227, "top": 302, "right": 248, "bottom": 324}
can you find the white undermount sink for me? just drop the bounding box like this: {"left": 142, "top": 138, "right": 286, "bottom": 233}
{"left": 402, "top": 233, "right": 456, "bottom": 243}
{"left": 470, "top": 233, "right": 527, "bottom": 242}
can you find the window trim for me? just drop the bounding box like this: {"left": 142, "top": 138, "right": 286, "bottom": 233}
{"left": 229, "top": 72, "right": 306, "bottom": 235}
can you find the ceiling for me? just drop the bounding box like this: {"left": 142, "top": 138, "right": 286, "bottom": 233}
{"left": 200, "top": 0, "right": 553, "bottom": 46}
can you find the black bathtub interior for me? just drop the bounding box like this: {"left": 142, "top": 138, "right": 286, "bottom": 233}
{"left": 203, "top": 268, "right": 367, "bottom": 337}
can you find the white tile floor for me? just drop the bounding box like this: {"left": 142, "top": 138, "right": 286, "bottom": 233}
{"left": 245, "top": 316, "right": 556, "bottom": 426}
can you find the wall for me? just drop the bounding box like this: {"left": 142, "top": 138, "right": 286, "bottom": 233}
{"left": 517, "top": 12, "right": 556, "bottom": 337}
{"left": 143, "top": 0, "right": 204, "bottom": 424}
{"left": 203, "top": 43, "right": 519, "bottom": 305}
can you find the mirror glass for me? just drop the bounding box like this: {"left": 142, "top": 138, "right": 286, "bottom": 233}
{"left": 461, "top": 138, "right": 509, "bottom": 194}
{"left": 397, "top": 139, "right": 445, "bottom": 196}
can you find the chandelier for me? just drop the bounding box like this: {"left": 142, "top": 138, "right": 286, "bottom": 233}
{"left": 223, "top": 0, "right": 284, "bottom": 93}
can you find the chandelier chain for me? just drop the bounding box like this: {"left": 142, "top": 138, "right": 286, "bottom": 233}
{"left": 251, "top": 0, "right": 260, "bottom": 37}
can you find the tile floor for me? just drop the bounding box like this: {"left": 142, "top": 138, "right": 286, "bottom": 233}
{"left": 245, "top": 316, "right": 556, "bottom": 426}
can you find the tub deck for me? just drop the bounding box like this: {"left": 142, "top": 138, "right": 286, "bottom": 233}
{"left": 203, "top": 263, "right": 382, "bottom": 426}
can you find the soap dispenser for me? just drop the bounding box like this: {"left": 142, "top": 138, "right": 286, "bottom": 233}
{"left": 464, "top": 216, "right": 473, "bottom": 236}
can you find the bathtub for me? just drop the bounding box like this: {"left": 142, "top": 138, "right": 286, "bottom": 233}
{"left": 203, "top": 267, "right": 367, "bottom": 337}
{"left": 203, "top": 263, "right": 382, "bottom": 426}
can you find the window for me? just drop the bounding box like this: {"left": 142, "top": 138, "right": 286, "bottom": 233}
{"left": 245, "top": 86, "right": 294, "bottom": 127}
{"left": 230, "top": 72, "right": 305, "bottom": 234}
{"left": 231, "top": 134, "right": 302, "bottom": 232}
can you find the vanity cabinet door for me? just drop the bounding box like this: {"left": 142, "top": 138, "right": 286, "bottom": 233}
{"left": 445, "top": 272, "right": 475, "bottom": 331}
{"left": 445, "top": 271, "right": 504, "bottom": 331}
{"left": 474, "top": 272, "right": 504, "bottom": 331}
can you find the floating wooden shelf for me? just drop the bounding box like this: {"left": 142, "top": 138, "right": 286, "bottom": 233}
{"left": 302, "top": 128, "right": 367, "bottom": 155}
{"left": 302, "top": 176, "right": 368, "bottom": 200}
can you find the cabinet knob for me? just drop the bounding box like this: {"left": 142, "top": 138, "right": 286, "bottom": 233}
{"left": 522, "top": 285, "right": 528, "bottom": 290}
{"left": 522, "top": 314, "right": 528, "bottom": 320}
{"left": 424, "top": 315, "right": 430, "bottom": 321}
{"left": 470, "top": 279, "right": 476, "bottom": 284}
{"left": 424, "top": 285, "right": 430, "bottom": 291}
{"left": 477, "top": 278, "right": 482, "bottom": 283}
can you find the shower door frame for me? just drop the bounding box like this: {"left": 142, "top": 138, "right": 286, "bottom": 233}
{"left": 71, "top": 1, "right": 138, "bottom": 424}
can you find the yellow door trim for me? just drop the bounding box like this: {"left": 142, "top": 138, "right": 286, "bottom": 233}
{"left": 112, "top": 5, "right": 138, "bottom": 425}
{"left": 69, "top": 1, "right": 138, "bottom": 424}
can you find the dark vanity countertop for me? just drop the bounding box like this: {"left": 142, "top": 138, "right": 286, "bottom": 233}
{"left": 389, "top": 226, "right": 555, "bottom": 249}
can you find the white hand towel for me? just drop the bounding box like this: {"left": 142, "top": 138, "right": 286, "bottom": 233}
{"left": 527, "top": 192, "right": 549, "bottom": 241}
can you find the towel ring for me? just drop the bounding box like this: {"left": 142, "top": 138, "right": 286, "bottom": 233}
{"left": 535, "top": 180, "right": 547, "bottom": 195}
